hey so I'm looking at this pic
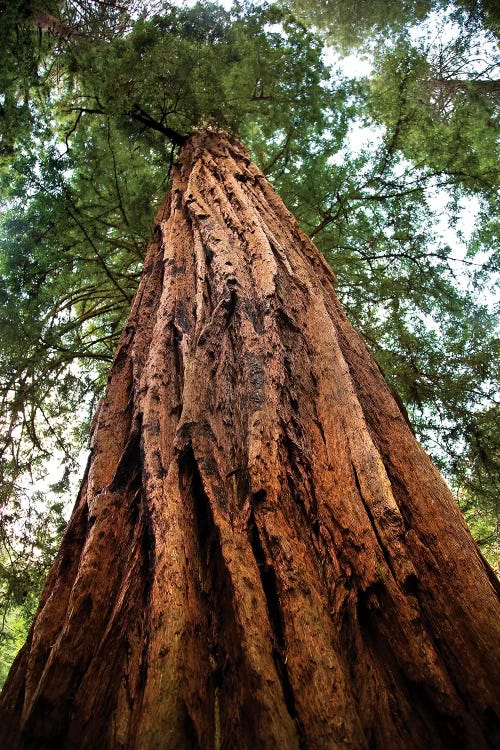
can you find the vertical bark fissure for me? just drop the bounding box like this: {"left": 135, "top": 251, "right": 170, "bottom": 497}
{"left": 178, "top": 443, "right": 244, "bottom": 748}
{"left": 4, "top": 479, "right": 91, "bottom": 743}
{"left": 75, "top": 421, "right": 153, "bottom": 748}
{"left": 247, "top": 509, "right": 307, "bottom": 749}
{"left": 132, "top": 492, "right": 156, "bottom": 730}
{"left": 355, "top": 584, "right": 468, "bottom": 749}
{"left": 169, "top": 320, "right": 185, "bottom": 411}
{"left": 380, "top": 467, "right": 500, "bottom": 739}
{"left": 281, "top": 437, "right": 332, "bottom": 588}
{"left": 351, "top": 462, "right": 398, "bottom": 584}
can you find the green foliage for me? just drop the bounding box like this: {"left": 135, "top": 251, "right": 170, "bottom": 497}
{"left": 65, "top": 2, "right": 328, "bottom": 147}
{"left": 0, "top": 1, "right": 58, "bottom": 156}
{"left": 0, "top": 488, "right": 67, "bottom": 688}
{"left": 0, "top": 607, "right": 28, "bottom": 690}
{"left": 283, "top": 0, "right": 432, "bottom": 48}
{"left": 284, "top": 0, "right": 500, "bottom": 45}
{"left": 451, "top": 0, "right": 500, "bottom": 38}
{"left": 368, "top": 36, "right": 500, "bottom": 190}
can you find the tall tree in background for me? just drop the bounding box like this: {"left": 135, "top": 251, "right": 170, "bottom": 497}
{"left": 0, "top": 0, "right": 498, "bottom": 699}
{"left": 1, "top": 127, "right": 499, "bottom": 750}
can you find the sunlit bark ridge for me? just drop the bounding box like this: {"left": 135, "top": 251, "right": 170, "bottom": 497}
{"left": 1, "top": 130, "right": 499, "bottom": 749}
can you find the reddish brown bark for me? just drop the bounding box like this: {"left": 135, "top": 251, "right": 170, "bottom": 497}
{"left": 1, "top": 129, "right": 499, "bottom": 749}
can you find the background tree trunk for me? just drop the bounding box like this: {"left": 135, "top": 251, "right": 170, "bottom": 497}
{"left": 1, "top": 129, "right": 498, "bottom": 749}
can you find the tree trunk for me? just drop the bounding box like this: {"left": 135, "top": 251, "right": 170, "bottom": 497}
{"left": 1, "top": 129, "right": 498, "bottom": 749}
{"left": 428, "top": 77, "right": 500, "bottom": 97}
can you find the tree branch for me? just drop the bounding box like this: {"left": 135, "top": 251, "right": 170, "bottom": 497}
{"left": 428, "top": 77, "right": 500, "bottom": 97}
{"left": 127, "top": 105, "right": 188, "bottom": 145}
{"left": 30, "top": 7, "right": 75, "bottom": 41}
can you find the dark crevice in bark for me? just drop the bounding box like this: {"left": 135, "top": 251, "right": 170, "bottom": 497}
{"left": 111, "top": 415, "right": 142, "bottom": 491}
{"left": 56, "top": 483, "right": 90, "bottom": 580}
{"left": 351, "top": 462, "right": 398, "bottom": 584}
{"left": 402, "top": 572, "right": 419, "bottom": 596}
{"left": 170, "top": 320, "right": 185, "bottom": 401}
{"left": 19, "top": 437, "right": 151, "bottom": 749}
{"left": 182, "top": 704, "right": 201, "bottom": 750}
{"left": 404, "top": 678, "right": 467, "bottom": 749}
{"left": 384, "top": 472, "right": 500, "bottom": 746}
{"left": 382, "top": 469, "right": 414, "bottom": 532}
{"left": 197, "top": 287, "right": 237, "bottom": 351}
{"left": 283, "top": 467, "right": 342, "bottom": 635}
{"left": 179, "top": 443, "right": 259, "bottom": 748}
{"left": 281, "top": 433, "right": 322, "bottom": 554}
{"left": 120, "top": 431, "right": 155, "bottom": 744}
{"left": 174, "top": 299, "right": 192, "bottom": 333}
{"left": 248, "top": 511, "right": 307, "bottom": 749}
{"left": 356, "top": 584, "right": 423, "bottom": 747}
{"left": 7, "top": 488, "right": 92, "bottom": 748}
{"left": 242, "top": 296, "right": 265, "bottom": 334}
{"left": 139, "top": 494, "right": 156, "bottom": 588}
{"left": 276, "top": 305, "right": 302, "bottom": 333}
{"left": 357, "top": 583, "right": 467, "bottom": 749}
{"left": 180, "top": 443, "right": 213, "bottom": 559}
{"left": 483, "top": 708, "right": 500, "bottom": 748}
{"left": 251, "top": 488, "right": 267, "bottom": 506}
{"left": 383, "top": 463, "right": 500, "bottom": 731}
{"left": 314, "top": 416, "right": 328, "bottom": 450}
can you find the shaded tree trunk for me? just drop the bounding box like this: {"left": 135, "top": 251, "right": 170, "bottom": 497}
{"left": 1, "top": 129, "right": 499, "bottom": 749}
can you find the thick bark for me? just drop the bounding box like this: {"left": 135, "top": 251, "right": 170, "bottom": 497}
{"left": 1, "top": 129, "right": 499, "bottom": 749}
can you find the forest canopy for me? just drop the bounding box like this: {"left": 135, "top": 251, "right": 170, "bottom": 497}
{"left": 0, "top": 0, "right": 498, "bottom": 683}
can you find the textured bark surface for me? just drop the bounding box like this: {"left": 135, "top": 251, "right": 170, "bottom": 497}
{"left": 1, "top": 130, "right": 499, "bottom": 749}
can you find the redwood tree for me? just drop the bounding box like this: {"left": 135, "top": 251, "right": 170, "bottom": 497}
{"left": 0, "top": 130, "right": 498, "bottom": 749}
